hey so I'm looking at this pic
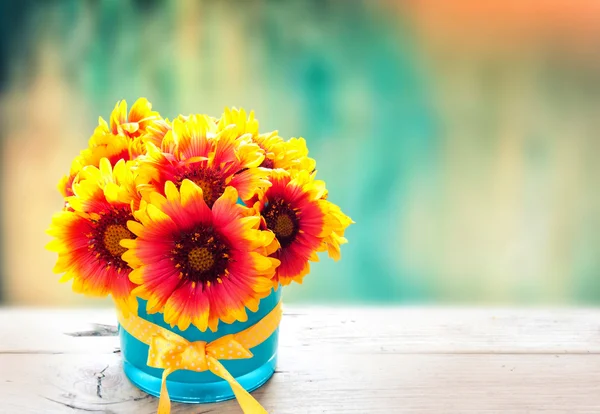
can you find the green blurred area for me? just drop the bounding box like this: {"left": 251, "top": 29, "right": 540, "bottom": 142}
{"left": 2, "top": 0, "right": 600, "bottom": 305}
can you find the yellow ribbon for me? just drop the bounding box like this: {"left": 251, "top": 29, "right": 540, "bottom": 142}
{"left": 117, "top": 301, "right": 282, "bottom": 414}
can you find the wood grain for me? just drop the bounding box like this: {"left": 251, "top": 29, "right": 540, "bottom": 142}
{"left": 1, "top": 307, "right": 600, "bottom": 413}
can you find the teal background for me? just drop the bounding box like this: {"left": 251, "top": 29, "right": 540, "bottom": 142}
{"left": 3, "top": 1, "right": 600, "bottom": 305}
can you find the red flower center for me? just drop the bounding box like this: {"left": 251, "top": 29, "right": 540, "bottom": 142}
{"left": 88, "top": 207, "right": 134, "bottom": 270}
{"left": 172, "top": 226, "right": 230, "bottom": 285}
{"left": 260, "top": 158, "right": 275, "bottom": 169}
{"left": 263, "top": 198, "right": 299, "bottom": 248}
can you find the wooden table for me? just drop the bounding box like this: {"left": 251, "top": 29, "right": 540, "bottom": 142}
{"left": 1, "top": 307, "right": 600, "bottom": 413}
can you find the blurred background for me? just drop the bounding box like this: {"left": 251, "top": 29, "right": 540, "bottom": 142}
{"left": 2, "top": 0, "right": 600, "bottom": 307}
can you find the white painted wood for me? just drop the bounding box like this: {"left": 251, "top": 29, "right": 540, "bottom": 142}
{"left": 1, "top": 307, "right": 600, "bottom": 413}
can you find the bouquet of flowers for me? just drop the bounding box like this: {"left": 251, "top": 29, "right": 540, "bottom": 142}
{"left": 46, "top": 98, "right": 352, "bottom": 412}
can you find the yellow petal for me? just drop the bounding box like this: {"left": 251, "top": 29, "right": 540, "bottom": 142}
{"left": 219, "top": 186, "right": 239, "bottom": 205}
{"left": 179, "top": 179, "right": 203, "bottom": 207}
{"left": 104, "top": 182, "right": 121, "bottom": 203}
{"left": 99, "top": 158, "right": 113, "bottom": 181}
{"left": 146, "top": 203, "right": 171, "bottom": 223}
{"left": 45, "top": 239, "right": 65, "bottom": 252}
{"left": 126, "top": 220, "right": 145, "bottom": 236}
{"left": 129, "top": 268, "right": 144, "bottom": 285}
{"left": 249, "top": 252, "right": 277, "bottom": 272}
{"left": 164, "top": 181, "right": 180, "bottom": 203}
{"left": 239, "top": 215, "right": 260, "bottom": 230}
{"left": 148, "top": 191, "right": 167, "bottom": 209}
{"left": 120, "top": 238, "right": 137, "bottom": 249}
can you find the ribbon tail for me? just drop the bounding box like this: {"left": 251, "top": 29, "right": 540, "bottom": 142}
{"left": 209, "top": 358, "right": 268, "bottom": 414}
{"left": 157, "top": 368, "right": 174, "bottom": 414}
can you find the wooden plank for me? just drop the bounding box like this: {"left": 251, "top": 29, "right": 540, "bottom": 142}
{"left": 0, "top": 309, "right": 119, "bottom": 357}
{"left": 2, "top": 307, "right": 600, "bottom": 413}
{"left": 2, "top": 307, "right": 600, "bottom": 354}
{"left": 280, "top": 307, "right": 600, "bottom": 354}
{"left": 2, "top": 352, "right": 600, "bottom": 413}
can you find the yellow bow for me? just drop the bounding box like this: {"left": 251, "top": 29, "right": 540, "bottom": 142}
{"left": 117, "top": 301, "right": 282, "bottom": 414}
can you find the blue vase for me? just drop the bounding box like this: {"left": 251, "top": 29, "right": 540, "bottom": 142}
{"left": 119, "top": 288, "right": 281, "bottom": 403}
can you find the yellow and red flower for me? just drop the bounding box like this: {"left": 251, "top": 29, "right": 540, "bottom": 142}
{"left": 140, "top": 114, "right": 221, "bottom": 148}
{"left": 255, "top": 132, "right": 316, "bottom": 172}
{"left": 137, "top": 114, "right": 270, "bottom": 208}
{"left": 217, "top": 107, "right": 259, "bottom": 138}
{"left": 318, "top": 202, "right": 353, "bottom": 260}
{"left": 253, "top": 169, "right": 352, "bottom": 286}
{"left": 121, "top": 180, "right": 279, "bottom": 331}
{"left": 218, "top": 108, "right": 316, "bottom": 172}
{"left": 47, "top": 158, "right": 140, "bottom": 312}
{"left": 140, "top": 118, "right": 172, "bottom": 147}
{"left": 58, "top": 154, "right": 89, "bottom": 198}
{"left": 59, "top": 98, "right": 162, "bottom": 198}
{"left": 49, "top": 99, "right": 353, "bottom": 331}
{"left": 108, "top": 98, "right": 160, "bottom": 139}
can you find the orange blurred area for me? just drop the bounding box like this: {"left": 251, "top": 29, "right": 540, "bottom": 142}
{"left": 392, "top": 0, "right": 600, "bottom": 53}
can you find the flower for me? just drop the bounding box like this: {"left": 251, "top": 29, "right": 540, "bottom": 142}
{"left": 137, "top": 114, "right": 270, "bottom": 208}
{"left": 59, "top": 98, "right": 161, "bottom": 198}
{"left": 141, "top": 118, "right": 172, "bottom": 147}
{"left": 121, "top": 180, "right": 279, "bottom": 331}
{"left": 47, "top": 158, "right": 140, "bottom": 313}
{"left": 218, "top": 108, "right": 316, "bottom": 172}
{"left": 319, "top": 203, "right": 353, "bottom": 260}
{"left": 141, "top": 114, "right": 222, "bottom": 149}
{"left": 58, "top": 155, "right": 88, "bottom": 198}
{"left": 217, "top": 107, "right": 259, "bottom": 139}
{"left": 58, "top": 139, "right": 129, "bottom": 199}
{"left": 108, "top": 98, "right": 160, "bottom": 139}
{"left": 253, "top": 169, "right": 352, "bottom": 286}
{"left": 50, "top": 100, "right": 353, "bottom": 332}
{"left": 256, "top": 132, "right": 316, "bottom": 172}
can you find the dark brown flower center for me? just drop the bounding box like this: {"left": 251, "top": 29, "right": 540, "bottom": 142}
{"left": 103, "top": 224, "right": 131, "bottom": 257}
{"left": 171, "top": 226, "right": 230, "bottom": 286}
{"left": 188, "top": 247, "right": 215, "bottom": 272}
{"left": 87, "top": 207, "right": 135, "bottom": 270}
{"left": 178, "top": 167, "right": 225, "bottom": 207}
{"left": 273, "top": 214, "right": 294, "bottom": 238}
{"left": 262, "top": 198, "right": 299, "bottom": 248}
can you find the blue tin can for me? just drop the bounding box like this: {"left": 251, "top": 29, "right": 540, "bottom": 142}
{"left": 119, "top": 287, "right": 281, "bottom": 403}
